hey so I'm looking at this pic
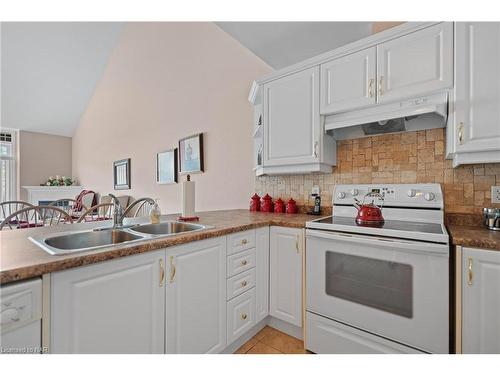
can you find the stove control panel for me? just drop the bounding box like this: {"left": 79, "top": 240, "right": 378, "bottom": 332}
{"left": 333, "top": 184, "right": 443, "bottom": 208}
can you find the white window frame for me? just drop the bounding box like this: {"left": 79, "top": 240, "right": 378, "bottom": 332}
{"left": 0, "top": 128, "right": 20, "bottom": 202}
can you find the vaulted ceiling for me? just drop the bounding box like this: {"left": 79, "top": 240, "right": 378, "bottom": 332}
{"left": 1, "top": 22, "right": 374, "bottom": 137}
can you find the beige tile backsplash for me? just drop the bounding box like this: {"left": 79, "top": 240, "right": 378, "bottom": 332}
{"left": 255, "top": 128, "right": 500, "bottom": 214}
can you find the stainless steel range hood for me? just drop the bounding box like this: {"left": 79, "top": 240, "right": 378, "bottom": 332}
{"left": 324, "top": 92, "right": 448, "bottom": 140}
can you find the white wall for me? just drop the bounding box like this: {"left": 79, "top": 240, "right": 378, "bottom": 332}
{"left": 72, "top": 22, "right": 271, "bottom": 214}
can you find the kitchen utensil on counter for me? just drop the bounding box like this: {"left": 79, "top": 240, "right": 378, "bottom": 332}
{"left": 286, "top": 198, "right": 298, "bottom": 214}
{"left": 261, "top": 194, "right": 274, "bottom": 212}
{"left": 274, "top": 198, "right": 285, "bottom": 213}
{"left": 353, "top": 192, "right": 384, "bottom": 225}
{"left": 249, "top": 193, "right": 261, "bottom": 212}
{"left": 178, "top": 175, "right": 199, "bottom": 222}
{"left": 483, "top": 207, "right": 500, "bottom": 231}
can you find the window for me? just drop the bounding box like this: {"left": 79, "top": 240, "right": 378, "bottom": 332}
{"left": 0, "top": 130, "right": 18, "bottom": 202}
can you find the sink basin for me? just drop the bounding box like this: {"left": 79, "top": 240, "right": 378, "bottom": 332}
{"left": 30, "top": 229, "right": 144, "bottom": 255}
{"left": 130, "top": 221, "right": 207, "bottom": 236}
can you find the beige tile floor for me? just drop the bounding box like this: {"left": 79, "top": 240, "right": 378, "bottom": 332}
{"left": 234, "top": 326, "right": 310, "bottom": 354}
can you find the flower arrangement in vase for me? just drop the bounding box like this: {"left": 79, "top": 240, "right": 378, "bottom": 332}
{"left": 41, "top": 176, "right": 76, "bottom": 187}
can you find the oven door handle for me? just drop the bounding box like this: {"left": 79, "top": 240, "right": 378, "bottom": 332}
{"left": 306, "top": 229, "right": 449, "bottom": 257}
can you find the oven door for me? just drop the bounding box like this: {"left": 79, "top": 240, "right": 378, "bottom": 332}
{"left": 306, "top": 229, "right": 449, "bottom": 353}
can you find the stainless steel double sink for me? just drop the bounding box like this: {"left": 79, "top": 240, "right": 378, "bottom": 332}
{"left": 29, "top": 221, "right": 211, "bottom": 255}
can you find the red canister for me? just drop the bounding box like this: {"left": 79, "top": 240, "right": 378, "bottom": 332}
{"left": 274, "top": 198, "right": 285, "bottom": 213}
{"left": 249, "top": 193, "right": 261, "bottom": 212}
{"left": 286, "top": 198, "right": 298, "bottom": 214}
{"left": 261, "top": 194, "right": 274, "bottom": 213}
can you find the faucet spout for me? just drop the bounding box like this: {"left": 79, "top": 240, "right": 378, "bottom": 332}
{"left": 108, "top": 194, "right": 125, "bottom": 229}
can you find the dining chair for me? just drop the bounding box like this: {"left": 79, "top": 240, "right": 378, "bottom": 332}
{"left": 0, "top": 206, "right": 73, "bottom": 230}
{"left": 75, "top": 203, "right": 114, "bottom": 223}
{"left": 0, "top": 201, "right": 34, "bottom": 221}
{"left": 48, "top": 199, "right": 89, "bottom": 220}
{"left": 126, "top": 199, "right": 155, "bottom": 218}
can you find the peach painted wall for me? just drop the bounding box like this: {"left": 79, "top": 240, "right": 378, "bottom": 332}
{"left": 20, "top": 131, "right": 72, "bottom": 200}
{"left": 72, "top": 22, "right": 271, "bottom": 214}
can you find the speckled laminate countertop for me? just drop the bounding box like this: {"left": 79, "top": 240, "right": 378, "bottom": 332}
{"left": 0, "top": 209, "right": 313, "bottom": 284}
{"left": 447, "top": 224, "right": 500, "bottom": 252}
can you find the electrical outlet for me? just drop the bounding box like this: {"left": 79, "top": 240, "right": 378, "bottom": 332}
{"left": 492, "top": 186, "right": 500, "bottom": 204}
{"left": 311, "top": 186, "right": 320, "bottom": 196}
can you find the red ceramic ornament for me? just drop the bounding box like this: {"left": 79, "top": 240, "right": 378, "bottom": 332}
{"left": 249, "top": 193, "right": 261, "bottom": 212}
{"left": 286, "top": 198, "right": 298, "bottom": 214}
{"left": 274, "top": 198, "right": 285, "bottom": 213}
{"left": 261, "top": 194, "right": 274, "bottom": 213}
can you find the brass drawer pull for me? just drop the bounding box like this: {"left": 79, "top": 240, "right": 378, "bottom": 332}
{"left": 378, "top": 75, "right": 384, "bottom": 96}
{"left": 241, "top": 260, "right": 248, "bottom": 266}
{"left": 159, "top": 259, "right": 165, "bottom": 287}
{"left": 169, "top": 256, "right": 176, "bottom": 283}
{"left": 467, "top": 257, "right": 473, "bottom": 286}
{"left": 458, "top": 122, "right": 465, "bottom": 145}
{"left": 241, "top": 239, "right": 248, "bottom": 245}
{"left": 368, "top": 78, "right": 374, "bottom": 97}
{"left": 241, "top": 313, "right": 248, "bottom": 320}
{"left": 241, "top": 280, "right": 248, "bottom": 287}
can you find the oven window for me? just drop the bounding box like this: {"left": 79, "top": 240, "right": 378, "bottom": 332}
{"left": 325, "top": 252, "right": 413, "bottom": 318}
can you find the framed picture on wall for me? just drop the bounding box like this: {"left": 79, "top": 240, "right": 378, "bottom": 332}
{"left": 113, "top": 158, "right": 131, "bottom": 190}
{"left": 156, "top": 149, "right": 178, "bottom": 184}
{"left": 178, "top": 133, "right": 204, "bottom": 175}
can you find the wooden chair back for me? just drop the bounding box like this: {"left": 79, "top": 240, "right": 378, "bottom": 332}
{"left": 76, "top": 203, "right": 114, "bottom": 223}
{"left": 0, "top": 206, "right": 73, "bottom": 230}
{"left": 48, "top": 199, "right": 89, "bottom": 219}
{"left": 0, "top": 201, "right": 34, "bottom": 221}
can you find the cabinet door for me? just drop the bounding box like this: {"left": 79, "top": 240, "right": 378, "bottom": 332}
{"left": 263, "top": 66, "right": 320, "bottom": 167}
{"left": 462, "top": 248, "right": 500, "bottom": 354}
{"left": 269, "top": 226, "right": 303, "bottom": 327}
{"left": 320, "top": 47, "right": 376, "bottom": 114}
{"left": 166, "top": 237, "right": 226, "bottom": 353}
{"left": 454, "top": 22, "right": 500, "bottom": 155}
{"left": 51, "top": 250, "right": 165, "bottom": 354}
{"left": 377, "top": 22, "right": 453, "bottom": 103}
{"left": 255, "top": 226, "right": 270, "bottom": 321}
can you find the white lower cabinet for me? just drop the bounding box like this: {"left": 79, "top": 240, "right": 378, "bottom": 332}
{"left": 165, "top": 237, "right": 227, "bottom": 354}
{"left": 255, "top": 227, "right": 270, "bottom": 321}
{"left": 269, "top": 226, "right": 303, "bottom": 327}
{"left": 462, "top": 247, "right": 500, "bottom": 354}
{"left": 50, "top": 250, "right": 166, "bottom": 354}
{"left": 227, "top": 288, "right": 256, "bottom": 345}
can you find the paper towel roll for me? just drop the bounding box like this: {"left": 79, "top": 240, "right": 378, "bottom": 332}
{"left": 182, "top": 177, "right": 196, "bottom": 218}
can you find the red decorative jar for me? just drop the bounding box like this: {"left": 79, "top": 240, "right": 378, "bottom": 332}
{"left": 274, "top": 198, "right": 285, "bottom": 213}
{"left": 286, "top": 198, "right": 298, "bottom": 214}
{"left": 261, "top": 194, "right": 274, "bottom": 213}
{"left": 249, "top": 193, "right": 261, "bottom": 212}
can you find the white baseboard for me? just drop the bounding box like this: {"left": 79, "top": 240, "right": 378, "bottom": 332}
{"left": 267, "top": 316, "right": 303, "bottom": 340}
{"left": 221, "top": 318, "right": 267, "bottom": 354}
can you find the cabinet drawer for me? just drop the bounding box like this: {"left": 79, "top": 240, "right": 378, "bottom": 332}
{"left": 227, "top": 230, "right": 256, "bottom": 255}
{"left": 227, "top": 248, "right": 256, "bottom": 278}
{"left": 1, "top": 278, "right": 42, "bottom": 330}
{"left": 227, "top": 288, "right": 256, "bottom": 345}
{"left": 306, "top": 312, "right": 424, "bottom": 354}
{"left": 227, "top": 268, "right": 256, "bottom": 301}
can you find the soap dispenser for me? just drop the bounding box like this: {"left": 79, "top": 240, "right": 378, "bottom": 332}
{"left": 150, "top": 199, "right": 161, "bottom": 224}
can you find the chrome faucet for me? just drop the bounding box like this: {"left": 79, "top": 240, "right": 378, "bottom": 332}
{"left": 108, "top": 194, "right": 155, "bottom": 229}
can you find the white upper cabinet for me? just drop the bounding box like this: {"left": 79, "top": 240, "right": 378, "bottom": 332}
{"left": 51, "top": 250, "right": 166, "bottom": 354}
{"left": 376, "top": 22, "right": 453, "bottom": 103}
{"left": 269, "top": 226, "right": 303, "bottom": 327}
{"left": 449, "top": 22, "right": 500, "bottom": 166}
{"left": 165, "top": 237, "right": 227, "bottom": 354}
{"left": 320, "top": 47, "right": 376, "bottom": 114}
{"left": 462, "top": 248, "right": 500, "bottom": 354}
{"left": 263, "top": 66, "right": 320, "bottom": 167}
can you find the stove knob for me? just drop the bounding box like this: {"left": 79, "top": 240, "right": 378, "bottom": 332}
{"left": 424, "top": 192, "right": 435, "bottom": 201}
{"left": 337, "top": 192, "right": 346, "bottom": 199}
{"left": 407, "top": 189, "right": 417, "bottom": 197}
{"left": 350, "top": 189, "right": 359, "bottom": 196}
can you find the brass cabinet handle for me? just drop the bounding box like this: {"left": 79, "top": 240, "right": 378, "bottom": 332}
{"left": 378, "top": 75, "right": 384, "bottom": 96}
{"left": 467, "top": 257, "right": 473, "bottom": 286}
{"left": 241, "top": 313, "right": 248, "bottom": 320}
{"left": 458, "top": 122, "right": 465, "bottom": 145}
{"left": 159, "top": 258, "right": 165, "bottom": 287}
{"left": 241, "top": 280, "right": 248, "bottom": 287}
{"left": 368, "top": 78, "right": 374, "bottom": 97}
{"left": 295, "top": 235, "right": 300, "bottom": 253}
{"left": 241, "top": 259, "right": 248, "bottom": 266}
{"left": 241, "top": 239, "right": 248, "bottom": 245}
{"left": 169, "top": 256, "right": 176, "bottom": 283}
{"left": 314, "top": 141, "right": 319, "bottom": 158}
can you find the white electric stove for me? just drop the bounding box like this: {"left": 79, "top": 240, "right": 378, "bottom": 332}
{"left": 305, "top": 184, "right": 450, "bottom": 354}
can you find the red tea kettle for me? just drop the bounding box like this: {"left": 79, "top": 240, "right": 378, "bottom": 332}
{"left": 353, "top": 192, "right": 384, "bottom": 225}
